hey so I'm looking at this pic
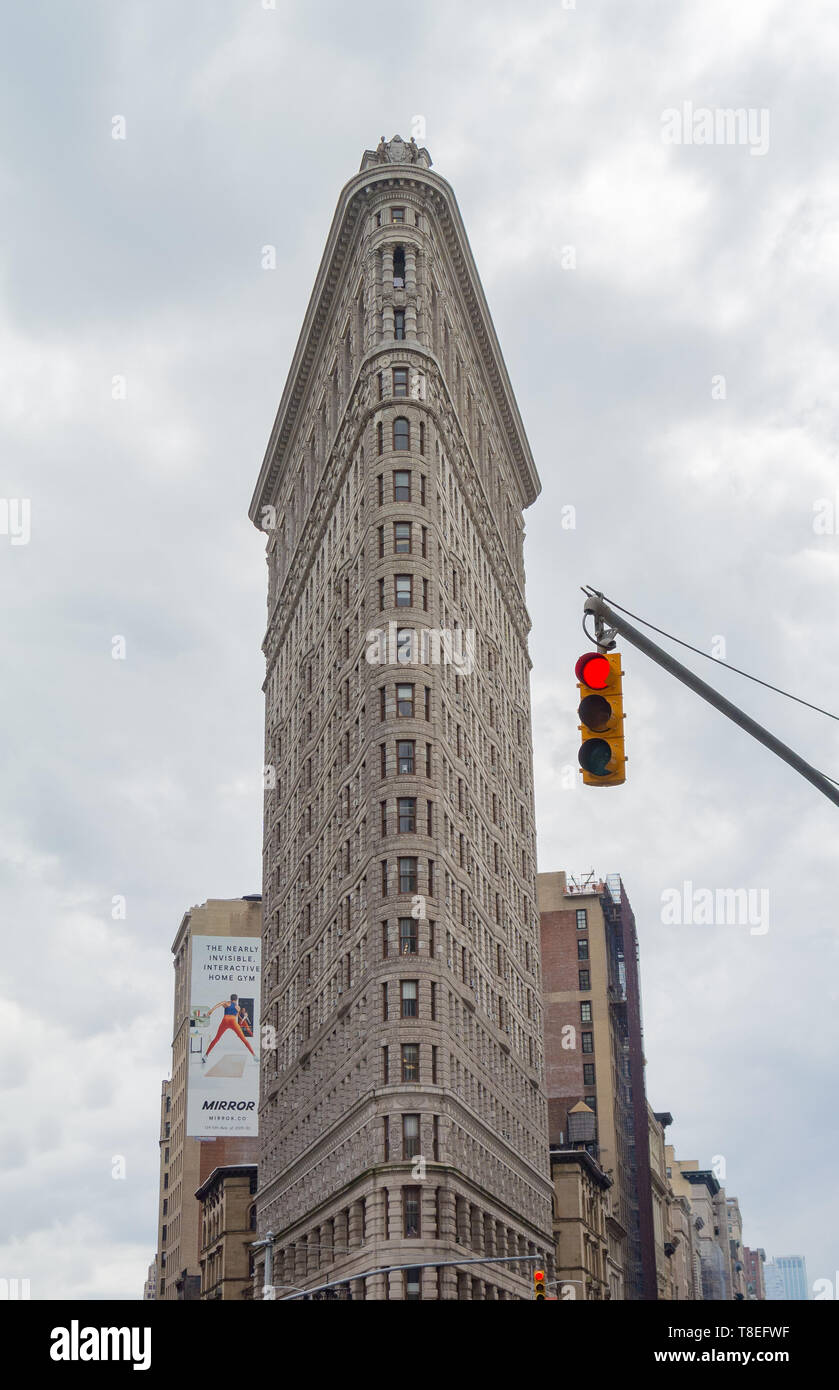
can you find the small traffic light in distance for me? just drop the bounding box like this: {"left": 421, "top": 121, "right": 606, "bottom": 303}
{"left": 576, "top": 650, "right": 626, "bottom": 787}
{"left": 534, "top": 1268, "right": 547, "bottom": 1300}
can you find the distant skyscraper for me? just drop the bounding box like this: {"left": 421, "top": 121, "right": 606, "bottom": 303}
{"left": 765, "top": 1256, "right": 809, "bottom": 1300}
{"left": 249, "top": 135, "right": 554, "bottom": 1299}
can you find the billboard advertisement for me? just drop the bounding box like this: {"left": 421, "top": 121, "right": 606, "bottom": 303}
{"left": 186, "top": 935, "right": 261, "bottom": 1137}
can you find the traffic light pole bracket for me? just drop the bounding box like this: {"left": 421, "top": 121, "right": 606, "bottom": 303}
{"left": 583, "top": 590, "right": 839, "bottom": 809}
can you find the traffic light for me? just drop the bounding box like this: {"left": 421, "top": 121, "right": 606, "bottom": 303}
{"left": 576, "top": 650, "right": 626, "bottom": 786}
{"left": 533, "top": 1268, "right": 547, "bottom": 1300}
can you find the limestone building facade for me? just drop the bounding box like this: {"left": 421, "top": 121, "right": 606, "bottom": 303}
{"left": 249, "top": 135, "right": 554, "bottom": 1299}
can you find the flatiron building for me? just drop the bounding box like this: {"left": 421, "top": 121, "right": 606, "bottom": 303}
{"left": 249, "top": 135, "right": 553, "bottom": 1299}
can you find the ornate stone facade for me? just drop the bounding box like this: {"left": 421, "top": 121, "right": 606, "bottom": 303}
{"left": 249, "top": 138, "right": 553, "bottom": 1299}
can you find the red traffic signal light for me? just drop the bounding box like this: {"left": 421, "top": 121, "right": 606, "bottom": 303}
{"left": 576, "top": 651, "right": 626, "bottom": 786}
{"left": 533, "top": 1269, "right": 547, "bottom": 1299}
{"left": 574, "top": 652, "right": 610, "bottom": 689}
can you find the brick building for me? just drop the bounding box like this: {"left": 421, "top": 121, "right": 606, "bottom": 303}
{"left": 154, "top": 898, "right": 261, "bottom": 1300}
{"left": 539, "top": 870, "right": 656, "bottom": 1299}
{"left": 196, "top": 1164, "right": 259, "bottom": 1300}
{"left": 248, "top": 134, "right": 554, "bottom": 1299}
{"left": 743, "top": 1245, "right": 766, "bottom": 1299}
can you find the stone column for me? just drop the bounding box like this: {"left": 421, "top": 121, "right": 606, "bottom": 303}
{"left": 380, "top": 246, "right": 392, "bottom": 341}
{"left": 439, "top": 1187, "right": 457, "bottom": 1245}
{"left": 483, "top": 1212, "right": 495, "bottom": 1257}
{"left": 321, "top": 1218, "right": 334, "bottom": 1267}
{"left": 470, "top": 1204, "right": 485, "bottom": 1253}
{"left": 404, "top": 247, "right": 418, "bottom": 338}
{"left": 334, "top": 1208, "right": 349, "bottom": 1257}
{"left": 348, "top": 1200, "right": 364, "bottom": 1249}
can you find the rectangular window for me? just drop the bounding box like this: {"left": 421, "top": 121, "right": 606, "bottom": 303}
{"left": 380, "top": 800, "right": 388, "bottom": 836}
{"left": 391, "top": 207, "right": 405, "bottom": 224}
{"left": 379, "top": 686, "right": 387, "bottom": 720}
{"left": 431, "top": 1044, "right": 438, "bottom": 1083}
{"left": 398, "top": 798, "right": 416, "bottom": 833}
{"left": 424, "top": 687, "right": 431, "bottom": 720}
{"left": 393, "top": 367, "right": 408, "bottom": 397}
{"left": 419, "top": 422, "right": 425, "bottom": 456}
{"left": 430, "top": 980, "right": 437, "bottom": 1020}
{"left": 401, "top": 1043, "right": 419, "bottom": 1082}
{"left": 420, "top": 474, "right": 426, "bottom": 506}
{"left": 402, "top": 1113, "right": 420, "bottom": 1159}
{"left": 397, "top": 684, "right": 414, "bottom": 717}
{"left": 583, "top": 1062, "right": 596, "bottom": 1086}
{"left": 378, "top": 577, "right": 385, "bottom": 610}
{"left": 398, "top": 857, "right": 418, "bottom": 894}
{"left": 393, "top": 470, "right": 411, "bottom": 502}
{"left": 421, "top": 526, "right": 428, "bottom": 558}
{"left": 581, "top": 1031, "right": 594, "bottom": 1054}
{"left": 382, "top": 921, "right": 389, "bottom": 958}
{"left": 382, "top": 1046, "right": 390, "bottom": 1084}
{"left": 429, "top": 921, "right": 435, "bottom": 957}
{"left": 401, "top": 979, "right": 418, "bottom": 1018}
{"left": 382, "top": 982, "right": 389, "bottom": 1020}
{"left": 397, "top": 740, "right": 415, "bottom": 774}
{"left": 395, "top": 573, "right": 412, "bottom": 607}
{"left": 422, "top": 577, "right": 428, "bottom": 611}
{"left": 380, "top": 743, "right": 387, "bottom": 778}
{"left": 394, "top": 308, "right": 405, "bottom": 339}
{"left": 580, "top": 1001, "right": 592, "bottom": 1022}
{"left": 381, "top": 859, "right": 388, "bottom": 896}
{"left": 576, "top": 909, "right": 588, "bottom": 930}
{"left": 426, "top": 800, "right": 433, "bottom": 835}
{"left": 394, "top": 521, "right": 411, "bottom": 553}
{"left": 377, "top": 473, "right": 384, "bottom": 503}
{"left": 399, "top": 917, "right": 418, "bottom": 954}
{"left": 425, "top": 743, "right": 431, "bottom": 777}
{"left": 383, "top": 1116, "right": 390, "bottom": 1161}
{"left": 577, "top": 939, "right": 589, "bottom": 961}
{"left": 403, "top": 1186, "right": 420, "bottom": 1238}
{"left": 578, "top": 969, "right": 590, "bottom": 990}
{"left": 378, "top": 525, "right": 385, "bottom": 557}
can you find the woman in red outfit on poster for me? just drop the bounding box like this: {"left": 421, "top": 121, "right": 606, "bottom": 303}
{"left": 202, "top": 992, "right": 256, "bottom": 1061}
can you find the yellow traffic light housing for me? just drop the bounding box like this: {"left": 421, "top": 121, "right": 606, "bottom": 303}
{"left": 576, "top": 650, "right": 626, "bottom": 786}
{"left": 534, "top": 1268, "right": 547, "bottom": 1300}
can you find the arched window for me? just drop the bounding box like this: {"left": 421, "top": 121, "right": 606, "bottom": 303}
{"left": 393, "top": 417, "right": 410, "bottom": 450}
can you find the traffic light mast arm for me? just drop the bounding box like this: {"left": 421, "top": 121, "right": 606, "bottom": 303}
{"left": 583, "top": 592, "right": 839, "bottom": 810}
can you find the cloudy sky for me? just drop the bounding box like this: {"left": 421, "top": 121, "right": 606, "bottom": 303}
{"left": 1, "top": 0, "right": 837, "bottom": 1299}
